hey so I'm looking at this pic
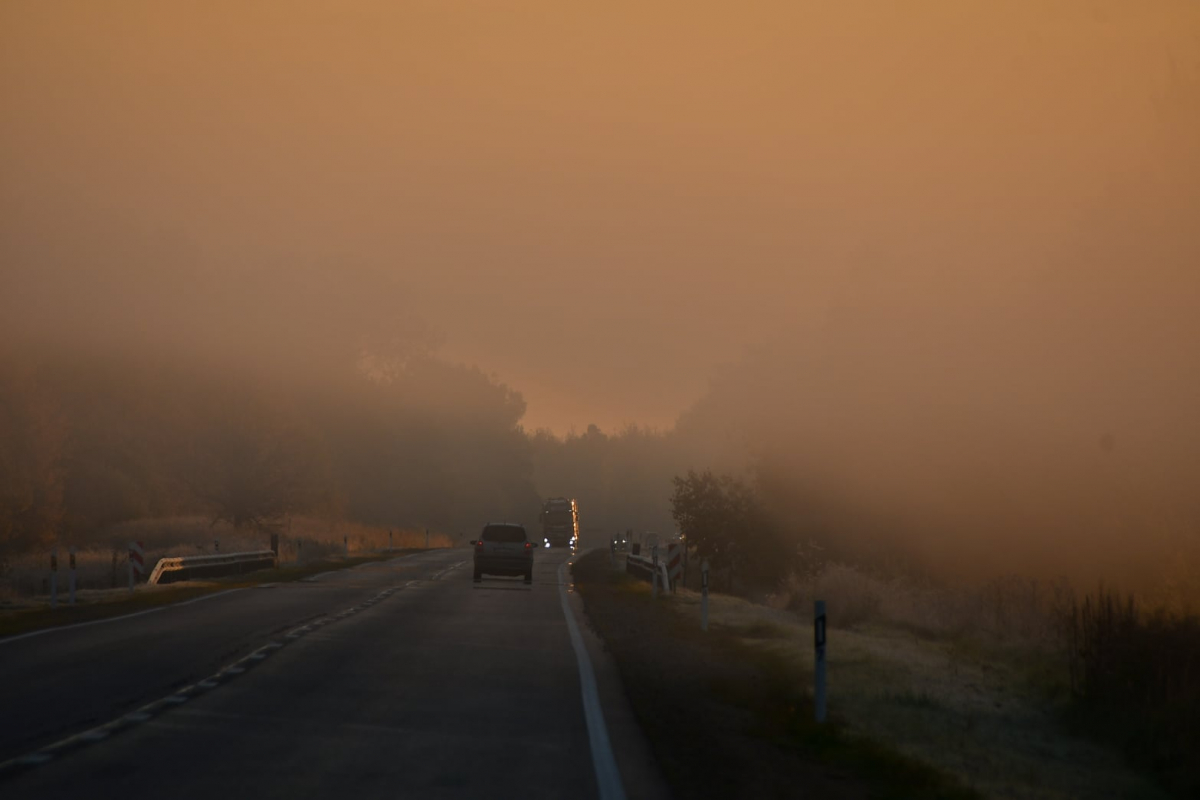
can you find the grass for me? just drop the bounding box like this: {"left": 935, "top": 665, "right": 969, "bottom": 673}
{"left": 0, "top": 547, "right": 435, "bottom": 639}
{"left": 572, "top": 551, "right": 979, "bottom": 800}
{"left": 577, "top": 551, "right": 1169, "bottom": 800}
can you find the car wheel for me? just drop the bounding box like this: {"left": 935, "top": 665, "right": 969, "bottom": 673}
{"left": 524, "top": 569, "right": 533, "bottom": 584}
{"left": 473, "top": 569, "right": 482, "bottom": 582}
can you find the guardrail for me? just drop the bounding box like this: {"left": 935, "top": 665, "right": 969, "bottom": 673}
{"left": 148, "top": 551, "right": 277, "bottom": 585}
{"left": 625, "top": 553, "right": 672, "bottom": 592}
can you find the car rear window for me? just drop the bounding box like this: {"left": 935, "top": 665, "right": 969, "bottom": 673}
{"left": 481, "top": 525, "right": 527, "bottom": 543}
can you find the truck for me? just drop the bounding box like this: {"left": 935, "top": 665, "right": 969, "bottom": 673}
{"left": 539, "top": 497, "right": 579, "bottom": 548}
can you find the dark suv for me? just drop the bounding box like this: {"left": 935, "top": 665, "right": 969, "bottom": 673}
{"left": 471, "top": 523, "right": 534, "bottom": 584}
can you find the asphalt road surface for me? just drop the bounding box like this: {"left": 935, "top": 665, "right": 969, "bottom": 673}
{"left": 0, "top": 548, "right": 668, "bottom": 800}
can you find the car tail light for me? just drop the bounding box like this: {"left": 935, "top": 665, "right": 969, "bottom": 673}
{"left": 475, "top": 540, "right": 484, "bottom": 550}
{"left": 524, "top": 542, "right": 532, "bottom": 550}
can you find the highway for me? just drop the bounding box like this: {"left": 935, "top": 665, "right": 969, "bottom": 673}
{"left": 0, "top": 548, "right": 668, "bottom": 799}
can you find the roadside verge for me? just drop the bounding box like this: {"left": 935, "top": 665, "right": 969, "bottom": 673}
{"left": 571, "top": 550, "right": 978, "bottom": 800}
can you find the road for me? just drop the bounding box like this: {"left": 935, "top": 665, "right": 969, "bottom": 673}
{"left": 0, "top": 548, "right": 668, "bottom": 800}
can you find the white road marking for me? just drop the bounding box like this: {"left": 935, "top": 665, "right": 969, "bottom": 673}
{"left": 0, "top": 575, "right": 426, "bottom": 778}
{"left": 0, "top": 589, "right": 247, "bottom": 646}
{"left": 16, "top": 754, "right": 51, "bottom": 766}
{"left": 557, "top": 560, "right": 626, "bottom": 800}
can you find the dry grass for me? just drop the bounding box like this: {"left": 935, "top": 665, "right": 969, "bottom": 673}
{"left": 667, "top": 583, "right": 1167, "bottom": 800}
{"left": 1065, "top": 587, "right": 1200, "bottom": 795}
{"left": 772, "top": 564, "right": 1073, "bottom": 644}
{"left": 0, "top": 515, "right": 452, "bottom": 603}
{"left": 575, "top": 552, "right": 977, "bottom": 800}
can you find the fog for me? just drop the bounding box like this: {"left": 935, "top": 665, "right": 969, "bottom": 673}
{"left": 3, "top": 2, "right": 1198, "bottom": 589}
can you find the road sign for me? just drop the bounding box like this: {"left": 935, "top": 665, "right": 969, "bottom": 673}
{"left": 50, "top": 548, "right": 58, "bottom": 609}
{"left": 128, "top": 540, "right": 145, "bottom": 593}
{"left": 69, "top": 546, "right": 76, "bottom": 605}
{"left": 651, "top": 545, "right": 660, "bottom": 599}
{"left": 666, "top": 543, "right": 682, "bottom": 591}
{"left": 129, "top": 541, "right": 145, "bottom": 574}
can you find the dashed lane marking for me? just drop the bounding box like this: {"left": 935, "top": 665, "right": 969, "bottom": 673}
{"left": 0, "top": 583, "right": 409, "bottom": 781}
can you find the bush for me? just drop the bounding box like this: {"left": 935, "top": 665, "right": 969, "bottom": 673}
{"left": 1066, "top": 587, "right": 1200, "bottom": 796}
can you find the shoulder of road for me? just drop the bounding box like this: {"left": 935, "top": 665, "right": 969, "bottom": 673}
{"left": 571, "top": 550, "right": 980, "bottom": 800}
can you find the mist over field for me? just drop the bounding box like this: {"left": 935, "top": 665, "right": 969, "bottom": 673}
{"left": 3, "top": 1, "right": 1199, "bottom": 596}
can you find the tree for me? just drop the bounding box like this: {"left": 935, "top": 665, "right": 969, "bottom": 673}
{"left": 670, "top": 469, "right": 794, "bottom": 592}
{"left": 184, "top": 396, "right": 327, "bottom": 533}
{"left": 0, "top": 365, "right": 66, "bottom": 555}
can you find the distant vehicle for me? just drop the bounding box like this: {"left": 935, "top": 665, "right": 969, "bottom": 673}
{"left": 611, "top": 529, "right": 630, "bottom": 552}
{"left": 471, "top": 523, "right": 534, "bottom": 584}
{"left": 539, "top": 497, "right": 579, "bottom": 548}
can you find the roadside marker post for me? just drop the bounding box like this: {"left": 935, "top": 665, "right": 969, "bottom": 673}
{"left": 388, "top": 530, "right": 393, "bottom": 552}
{"left": 69, "top": 547, "right": 76, "bottom": 605}
{"left": 815, "top": 600, "right": 828, "bottom": 723}
{"left": 651, "top": 545, "right": 659, "bottom": 600}
{"left": 425, "top": 528, "right": 430, "bottom": 549}
{"left": 214, "top": 538, "right": 219, "bottom": 553}
{"left": 343, "top": 535, "right": 348, "bottom": 557}
{"left": 701, "top": 559, "right": 709, "bottom": 631}
{"left": 50, "top": 549, "right": 58, "bottom": 609}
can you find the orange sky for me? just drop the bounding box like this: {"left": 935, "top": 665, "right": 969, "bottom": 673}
{"left": 3, "top": 0, "right": 1198, "bottom": 431}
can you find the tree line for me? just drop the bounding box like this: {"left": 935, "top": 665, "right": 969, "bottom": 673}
{"left": 0, "top": 347, "right": 542, "bottom": 554}
{"left": 1, "top": 346, "right": 695, "bottom": 558}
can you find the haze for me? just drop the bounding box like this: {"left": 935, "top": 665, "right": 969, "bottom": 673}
{"left": 3, "top": 2, "right": 1199, "bottom": 586}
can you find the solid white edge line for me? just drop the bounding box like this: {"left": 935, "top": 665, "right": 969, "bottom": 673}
{"left": 558, "top": 560, "right": 627, "bottom": 800}
{"left": 0, "top": 589, "right": 246, "bottom": 646}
